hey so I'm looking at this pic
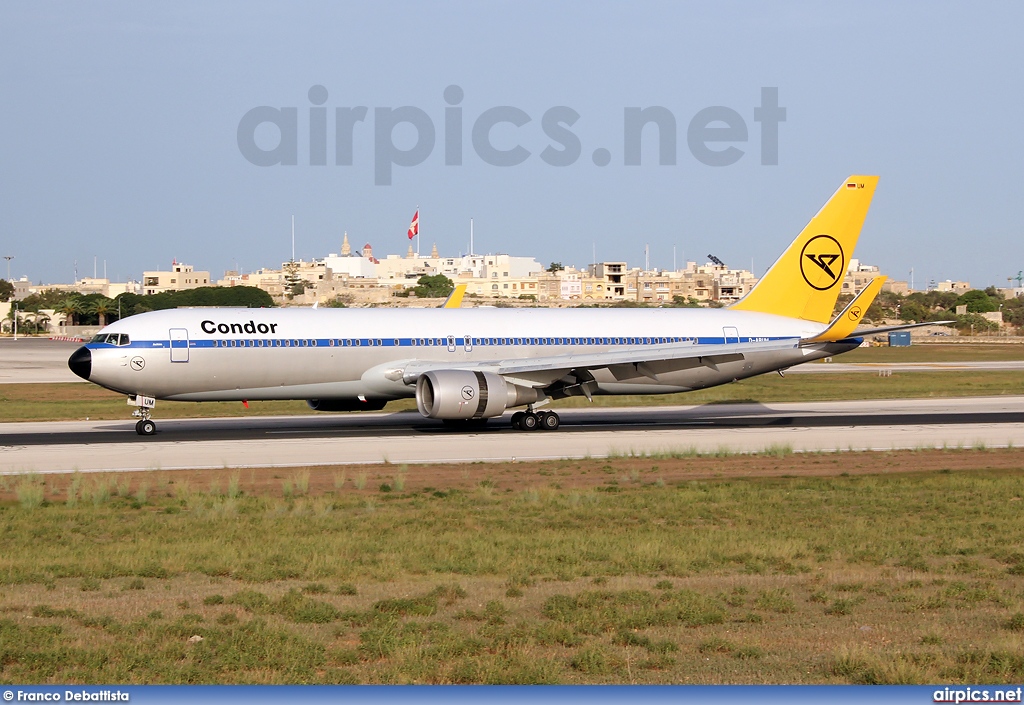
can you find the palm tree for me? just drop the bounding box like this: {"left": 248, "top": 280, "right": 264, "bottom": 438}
{"left": 56, "top": 297, "right": 84, "bottom": 328}
{"left": 1, "top": 306, "right": 14, "bottom": 334}
{"left": 31, "top": 311, "right": 51, "bottom": 335}
{"left": 90, "top": 298, "right": 115, "bottom": 327}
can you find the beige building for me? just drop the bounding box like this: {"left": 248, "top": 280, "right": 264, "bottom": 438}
{"left": 841, "top": 259, "right": 882, "bottom": 294}
{"left": 935, "top": 280, "right": 971, "bottom": 294}
{"left": 883, "top": 280, "right": 910, "bottom": 295}
{"left": 10, "top": 276, "right": 139, "bottom": 301}
{"left": 142, "top": 262, "right": 210, "bottom": 295}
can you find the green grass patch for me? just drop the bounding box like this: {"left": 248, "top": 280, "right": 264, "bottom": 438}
{"left": 2, "top": 464, "right": 1024, "bottom": 683}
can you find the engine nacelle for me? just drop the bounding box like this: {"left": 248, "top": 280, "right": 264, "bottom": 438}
{"left": 415, "top": 370, "right": 543, "bottom": 420}
{"left": 307, "top": 398, "right": 388, "bottom": 412}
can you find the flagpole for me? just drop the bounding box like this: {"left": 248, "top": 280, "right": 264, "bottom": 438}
{"left": 417, "top": 205, "right": 420, "bottom": 257}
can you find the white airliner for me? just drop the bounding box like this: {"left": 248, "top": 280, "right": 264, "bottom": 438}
{"left": 68, "top": 175, "right": 928, "bottom": 435}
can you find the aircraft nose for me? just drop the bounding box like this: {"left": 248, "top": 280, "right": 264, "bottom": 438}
{"left": 68, "top": 346, "right": 92, "bottom": 381}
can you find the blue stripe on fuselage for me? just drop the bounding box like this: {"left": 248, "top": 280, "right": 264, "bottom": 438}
{"left": 86, "top": 335, "right": 797, "bottom": 351}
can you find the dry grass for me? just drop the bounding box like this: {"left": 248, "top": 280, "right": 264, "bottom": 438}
{"left": 1, "top": 451, "right": 1023, "bottom": 684}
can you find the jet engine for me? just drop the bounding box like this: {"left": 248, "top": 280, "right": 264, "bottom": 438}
{"left": 307, "top": 398, "right": 388, "bottom": 412}
{"left": 415, "top": 370, "right": 543, "bottom": 420}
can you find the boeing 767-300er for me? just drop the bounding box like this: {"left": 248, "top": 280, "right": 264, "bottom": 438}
{"left": 68, "top": 175, "right": 934, "bottom": 435}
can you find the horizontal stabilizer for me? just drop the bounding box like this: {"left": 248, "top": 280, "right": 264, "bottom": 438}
{"left": 802, "top": 320, "right": 955, "bottom": 345}
{"left": 803, "top": 276, "right": 886, "bottom": 343}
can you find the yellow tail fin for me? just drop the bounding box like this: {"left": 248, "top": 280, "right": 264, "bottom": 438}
{"left": 732, "top": 175, "right": 879, "bottom": 323}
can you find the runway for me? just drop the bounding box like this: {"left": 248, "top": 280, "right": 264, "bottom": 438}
{"left": 3, "top": 396, "right": 1024, "bottom": 474}
{"left": 0, "top": 338, "right": 83, "bottom": 383}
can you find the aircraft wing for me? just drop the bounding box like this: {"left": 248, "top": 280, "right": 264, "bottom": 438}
{"left": 396, "top": 338, "right": 801, "bottom": 388}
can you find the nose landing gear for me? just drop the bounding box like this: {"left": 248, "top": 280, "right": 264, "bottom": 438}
{"left": 128, "top": 394, "right": 158, "bottom": 436}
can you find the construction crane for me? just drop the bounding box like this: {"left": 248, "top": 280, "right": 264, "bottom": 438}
{"left": 1009, "top": 271, "right": 1023, "bottom": 287}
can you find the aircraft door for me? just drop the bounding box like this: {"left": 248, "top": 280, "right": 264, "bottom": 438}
{"left": 463, "top": 334, "right": 473, "bottom": 352}
{"left": 169, "top": 328, "right": 189, "bottom": 362}
{"left": 723, "top": 326, "right": 739, "bottom": 345}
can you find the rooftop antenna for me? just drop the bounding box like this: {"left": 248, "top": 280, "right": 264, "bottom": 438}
{"left": 470, "top": 218, "right": 474, "bottom": 256}
{"left": 291, "top": 215, "right": 295, "bottom": 261}
{"left": 673, "top": 246, "right": 676, "bottom": 272}
{"left": 645, "top": 244, "right": 649, "bottom": 271}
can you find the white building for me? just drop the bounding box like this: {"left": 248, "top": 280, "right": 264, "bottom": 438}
{"left": 142, "top": 262, "right": 210, "bottom": 296}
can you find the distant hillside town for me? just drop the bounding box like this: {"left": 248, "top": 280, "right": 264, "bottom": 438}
{"left": 2, "top": 233, "right": 1023, "bottom": 338}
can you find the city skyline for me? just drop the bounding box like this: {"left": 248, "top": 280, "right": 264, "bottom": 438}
{"left": 0, "top": 227, "right": 982, "bottom": 294}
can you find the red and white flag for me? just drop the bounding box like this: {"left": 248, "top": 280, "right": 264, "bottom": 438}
{"left": 407, "top": 210, "right": 419, "bottom": 240}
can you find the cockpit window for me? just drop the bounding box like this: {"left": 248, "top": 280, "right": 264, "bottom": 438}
{"left": 91, "top": 333, "right": 129, "bottom": 345}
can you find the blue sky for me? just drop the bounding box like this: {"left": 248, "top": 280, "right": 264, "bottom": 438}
{"left": 1, "top": 1, "right": 1022, "bottom": 289}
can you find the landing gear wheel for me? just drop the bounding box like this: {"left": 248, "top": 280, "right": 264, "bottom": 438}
{"left": 511, "top": 411, "right": 525, "bottom": 430}
{"left": 539, "top": 411, "right": 560, "bottom": 431}
{"left": 520, "top": 412, "right": 539, "bottom": 431}
{"left": 136, "top": 419, "right": 156, "bottom": 436}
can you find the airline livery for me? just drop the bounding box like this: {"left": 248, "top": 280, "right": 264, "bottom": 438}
{"left": 68, "top": 176, "right": 923, "bottom": 436}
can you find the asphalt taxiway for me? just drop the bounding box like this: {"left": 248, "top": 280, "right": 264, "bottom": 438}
{"left": 3, "top": 397, "right": 1024, "bottom": 474}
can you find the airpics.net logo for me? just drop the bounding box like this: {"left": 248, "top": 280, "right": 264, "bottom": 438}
{"left": 237, "top": 85, "right": 786, "bottom": 185}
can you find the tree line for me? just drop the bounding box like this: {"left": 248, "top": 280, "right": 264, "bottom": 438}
{"left": 3, "top": 275, "right": 1023, "bottom": 336}
{"left": 5, "top": 286, "right": 273, "bottom": 331}
{"left": 835, "top": 287, "right": 1024, "bottom": 334}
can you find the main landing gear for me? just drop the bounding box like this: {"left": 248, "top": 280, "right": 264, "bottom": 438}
{"left": 510, "top": 408, "right": 560, "bottom": 432}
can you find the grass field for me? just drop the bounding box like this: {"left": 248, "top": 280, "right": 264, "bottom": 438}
{"left": 4, "top": 368, "right": 1024, "bottom": 422}
{"left": 1, "top": 451, "right": 1022, "bottom": 684}
{"left": 834, "top": 344, "right": 1024, "bottom": 363}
